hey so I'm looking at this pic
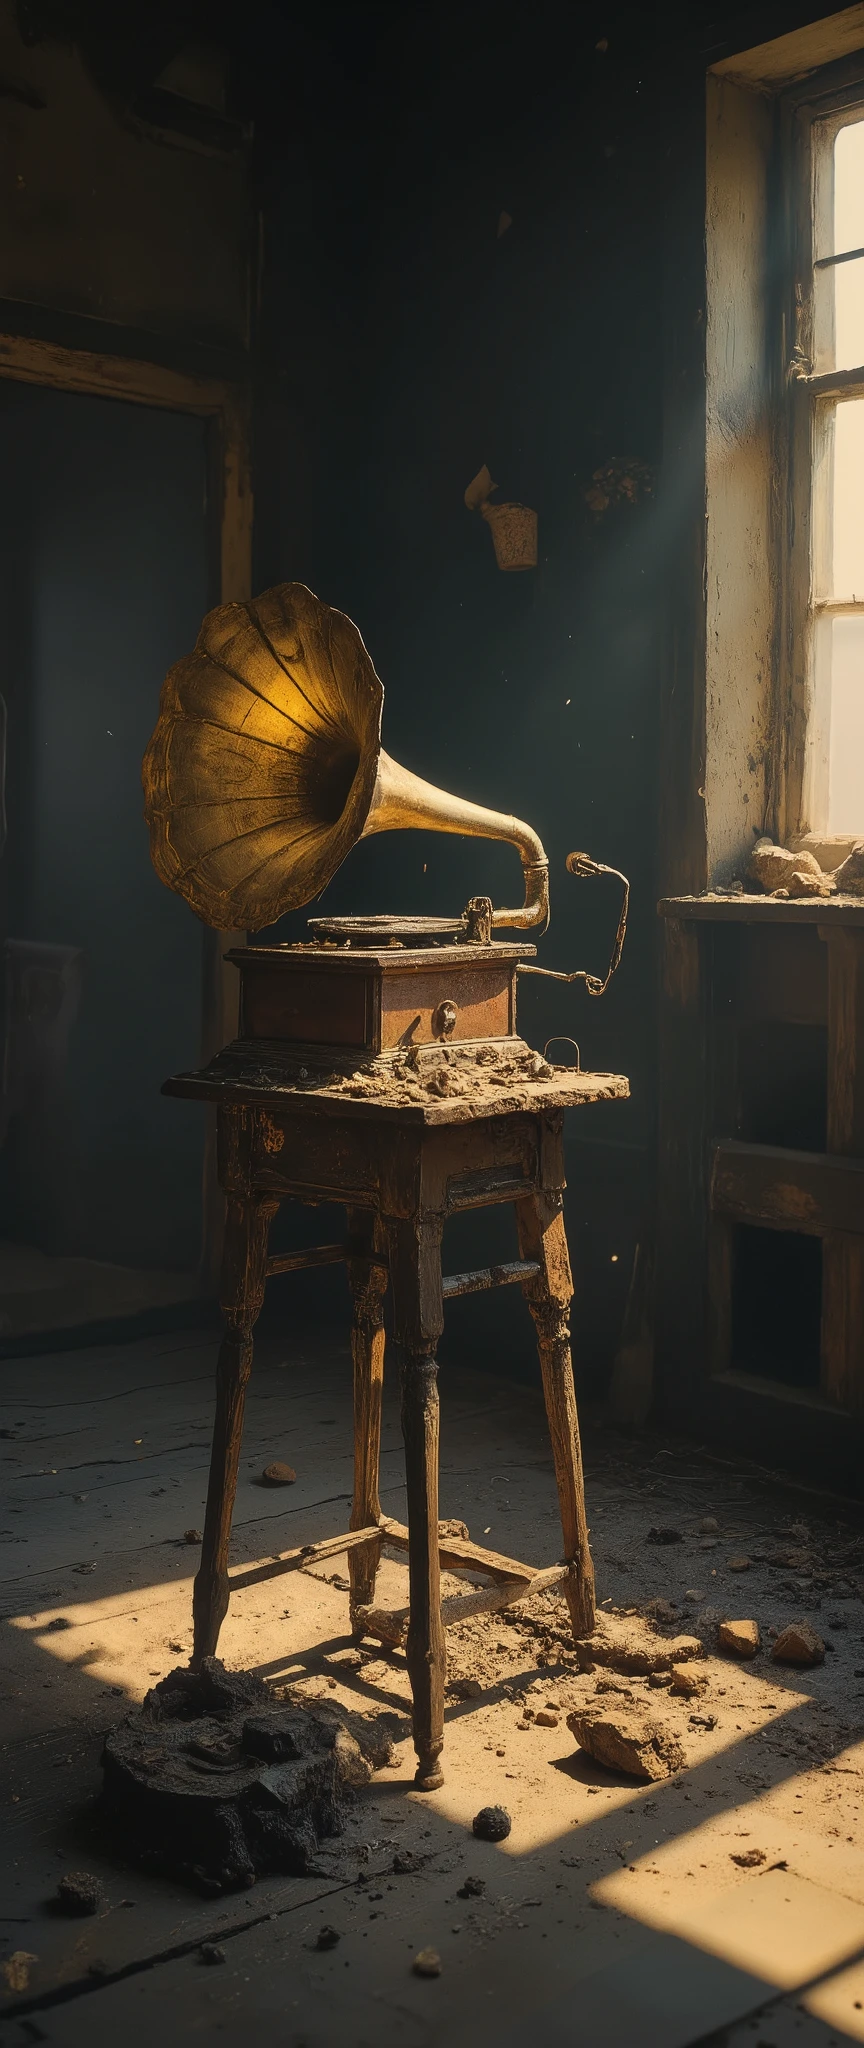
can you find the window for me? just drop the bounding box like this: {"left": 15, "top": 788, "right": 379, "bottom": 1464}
{"left": 795, "top": 101, "right": 864, "bottom": 837}
{"left": 704, "top": 37, "right": 864, "bottom": 881}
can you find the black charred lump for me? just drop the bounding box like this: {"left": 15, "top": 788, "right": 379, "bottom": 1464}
{"left": 242, "top": 1713, "right": 304, "bottom": 1763}
{"left": 472, "top": 1805, "right": 512, "bottom": 1842}
{"left": 101, "top": 1658, "right": 395, "bottom": 1895}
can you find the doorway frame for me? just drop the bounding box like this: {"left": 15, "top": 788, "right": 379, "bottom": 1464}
{"left": 0, "top": 331, "right": 251, "bottom": 1284}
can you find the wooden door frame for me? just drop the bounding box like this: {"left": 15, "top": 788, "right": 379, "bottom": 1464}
{"left": 0, "top": 331, "right": 252, "bottom": 1285}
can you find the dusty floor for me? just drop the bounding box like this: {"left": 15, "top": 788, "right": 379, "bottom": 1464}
{"left": 3, "top": 1326, "right": 864, "bottom": 2045}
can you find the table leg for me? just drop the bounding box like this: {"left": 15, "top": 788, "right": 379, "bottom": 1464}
{"left": 387, "top": 1212, "right": 446, "bottom": 1790}
{"left": 517, "top": 1188, "right": 596, "bottom": 1639}
{"left": 346, "top": 1208, "right": 389, "bottom": 1630}
{"left": 192, "top": 1191, "right": 278, "bottom": 1666}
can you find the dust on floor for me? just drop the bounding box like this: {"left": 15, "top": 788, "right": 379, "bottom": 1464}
{"left": 2, "top": 1326, "right": 864, "bottom": 2046}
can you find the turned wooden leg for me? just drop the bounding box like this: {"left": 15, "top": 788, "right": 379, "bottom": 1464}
{"left": 387, "top": 1212, "right": 446, "bottom": 1790}
{"left": 517, "top": 1183, "right": 596, "bottom": 1641}
{"left": 192, "top": 1190, "right": 278, "bottom": 1666}
{"left": 346, "top": 1208, "right": 389, "bottom": 1631}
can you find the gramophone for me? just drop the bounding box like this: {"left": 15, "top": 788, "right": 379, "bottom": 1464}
{"left": 143, "top": 582, "right": 626, "bottom": 1072}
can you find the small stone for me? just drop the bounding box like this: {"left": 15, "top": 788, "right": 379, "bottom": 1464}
{"left": 731, "top": 1848, "right": 766, "bottom": 1868}
{"left": 412, "top": 1947, "right": 442, "bottom": 1977}
{"left": 643, "top": 1599, "right": 677, "bottom": 1625}
{"left": 472, "top": 1805, "right": 512, "bottom": 1842}
{"left": 685, "top": 1589, "right": 706, "bottom": 1602}
{"left": 718, "top": 1619, "right": 760, "bottom": 1659}
{"left": 772, "top": 1622, "right": 825, "bottom": 1667}
{"left": 534, "top": 1709, "right": 559, "bottom": 1728}
{"left": 393, "top": 1850, "right": 417, "bottom": 1873}
{"left": 261, "top": 1462, "right": 296, "bottom": 1486}
{"left": 315, "top": 1925, "right": 341, "bottom": 1950}
{"left": 2, "top": 1953, "right": 37, "bottom": 1993}
{"left": 54, "top": 1871, "right": 104, "bottom": 1917}
{"left": 727, "top": 1558, "right": 751, "bottom": 1573}
{"left": 670, "top": 1664, "right": 706, "bottom": 1698}
{"left": 567, "top": 1706, "right": 685, "bottom": 1782}
{"left": 457, "top": 1876, "right": 486, "bottom": 1898}
{"left": 699, "top": 1517, "right": 719, "bottom": 1534}
{"left": 74, "top": 1562, "right": 97, "bottom": 1574}
{"left": 45, "top": 1617, "right": 72, "bottom": 1633}
{"left": 647, "top": 1672, "right": 672, "bottom": 1689}
{"left": 199, "top": 1943, "right": 226, "bottom": 1965}
{"left": 450, "top": 1678, "right": 483, "bottom": 1701}
{"left": 183, "top": 1529, "right": 202, "bottom": 1544}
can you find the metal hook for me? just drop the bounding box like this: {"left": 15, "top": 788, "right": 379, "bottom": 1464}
{"left": 543, "top": 1036, "right": 581, "bottom": 1071}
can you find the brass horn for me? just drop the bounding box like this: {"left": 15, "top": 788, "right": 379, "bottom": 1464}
{"left": 142, "top": 581, "right": 550, "bottom": 934}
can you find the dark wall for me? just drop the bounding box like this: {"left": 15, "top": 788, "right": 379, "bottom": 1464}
{"left": 0, "top": 0, "right": 251, "bottom": 366}
{"left": 247, "top": 0, "right": 836, "bottom": 1389}
{"left": 0, "top": 385, "right": 209, "bottom": 1268}
{"left": 250, "top": 5, "right": 675, "bottom": 1382}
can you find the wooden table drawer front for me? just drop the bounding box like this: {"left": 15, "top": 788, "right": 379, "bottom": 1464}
{"left": 380, "top": 964, "right": 513, "bottom": 1048}
{"left": 249, "top": 1114, "right": 376, "bottom": 1199}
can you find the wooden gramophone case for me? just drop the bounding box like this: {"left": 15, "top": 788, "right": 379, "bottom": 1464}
{"left": 229, "top": 938, "right": 536, "bottom": 1059}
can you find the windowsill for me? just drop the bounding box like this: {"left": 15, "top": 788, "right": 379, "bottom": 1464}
{"left": 658, "top": 892, "right": 864, "bottom": 923}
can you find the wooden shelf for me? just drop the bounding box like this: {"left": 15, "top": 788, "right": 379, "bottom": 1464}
{"left": 711, "top": 1140, "right": 864, "bottom": 1237}
{"left": 659, "top": 893, "right": 864, "bottom": 925}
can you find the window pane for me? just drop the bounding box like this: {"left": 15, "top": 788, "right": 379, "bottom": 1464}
{"left": 814, "top": 252, "right": 864, "bottom": 371}
{"left": 827, "top": 615, "right": 864, "bottom": 834}
{"left": 835, "top": 118, "right": 864, "bottom": 257}
{"left": 835, "top": 252, "right": 864, "bottom": 369}
{"left": 831, "top": 399, "right": 864, "bottom": 599}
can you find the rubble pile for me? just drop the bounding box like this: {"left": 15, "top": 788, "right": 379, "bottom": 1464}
{"left": 101, "top": 1658, "right": 395, "bottom": 1893}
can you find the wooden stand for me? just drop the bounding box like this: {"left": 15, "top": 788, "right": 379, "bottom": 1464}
{"left": 165, "top": 1058, "right": 628, "bottom": 1788}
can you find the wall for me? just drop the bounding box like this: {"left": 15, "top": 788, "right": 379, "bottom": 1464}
{"left": 0, "top": 0, "right": 250, "bottom": 363}
{"left": 0, "top": 1, "right": 254, "bottom": 1302}
{"left": 0, "top": 384, "right": 209, "bottom": 1269}
{"left": 249, "top": 0, "right": 846, "bottom": 1392}
{"left": 252, "top": 4, "right": 672, "bottom": 1386}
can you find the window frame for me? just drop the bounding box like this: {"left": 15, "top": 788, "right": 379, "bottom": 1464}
{"left": 780, "top": 65, "right": 864, "bottom": 850}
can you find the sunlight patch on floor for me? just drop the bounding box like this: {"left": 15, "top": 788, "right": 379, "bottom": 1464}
{"left": 423, "top": 1686, "right": 812, "bottom": 1854}
{"left": 5, "top": 1576, "right": 197, "bottom": 1695}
